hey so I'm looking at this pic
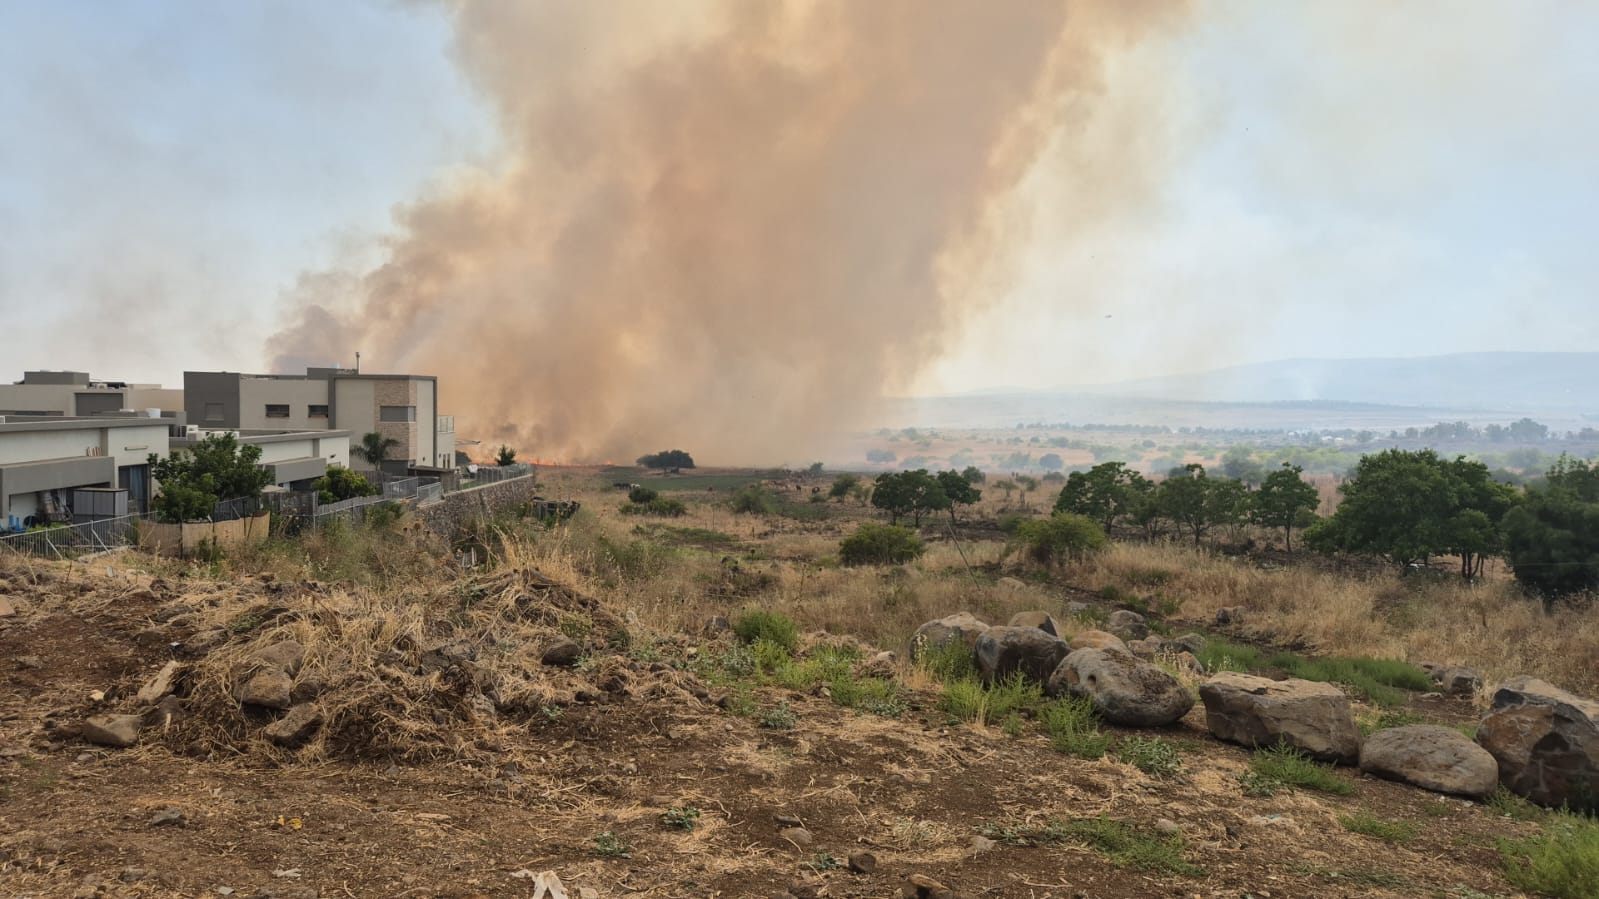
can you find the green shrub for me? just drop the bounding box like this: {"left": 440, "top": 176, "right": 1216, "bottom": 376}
{"left": 1009, "top": 513, "right": 1107, "bottom": 567}
{"left": 1064, "top": 817, "right": 1202, "bottom": 876}
{"left": 593, "top": 831, "right": 632, "bottom": 857}
{"left": 984, "top": 672, "right": 1043, "bottom": 719}
{"left": 621, "top": 497, "right": 688, "bottom": 517}
{"left": 1117, "top": 736, "right": 1182, "bottom": 778}
{"left": 661, "top": 806, "right": 701, "bottom": 831}
{"left": 1040, "top": 696, "right": 1110, "bottom": 759}
{"left": 758, "top": 701, "right": 797, "bottom": 729}
{"left": 939, "top": 678, "right": 988, "bottom": 724}
{"left": 732, "top": 609, "right": 799, "bottom": 652}
{"left": 752, "top": 638, "right": 792, "bottom": 674}
{"left": 839, "top": 522, "right": 926, "bottom": 566}
{"left": 916, "top": 641, "right": 977, "bottom": 683}
{"left": 1246, "top": 745, "right": 1355, "bottom": 796}
{"left": 1339, "top": 812, "right": 1418, "bottom": 844}
{"left": 730, "top": 486, "right": 778, "bottom": 515}
{"left": 1499, "top": 811, "right": 1599, "bottom": 899}
{"left": 628, "top": 485, "right": 659, "bottom": 504}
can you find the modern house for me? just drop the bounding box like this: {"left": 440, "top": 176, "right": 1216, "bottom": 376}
{"left": 184, "top": 368, "right": 455, "bottom": 473}
{"left": 0, "top": 415, "right": 171, "bottom": 527}
{"left": 169, "top": 428, "right": 352, "bottom": 493}
{"left": 0, "top": 370, "right": 183, "bottom": 419}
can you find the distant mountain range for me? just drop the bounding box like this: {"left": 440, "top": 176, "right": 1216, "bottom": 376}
{"left": 892, "top": 353, "right": 1598, "bottom": 431}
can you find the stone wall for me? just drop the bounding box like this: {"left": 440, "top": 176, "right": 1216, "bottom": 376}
{"left": 413, "top": 475, "right": 541, "bottom": 536}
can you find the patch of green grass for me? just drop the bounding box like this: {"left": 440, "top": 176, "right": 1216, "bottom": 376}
{"left": 1116, "top": 736, "right": 1182, "bottom": 778}
{"left": 661, "top": 806, "right": 701, "bottom": 831}
{"left": 732, "top": 609, "right": 799, "bottom": 652}
{"left": 593, "top": 831, "right": 632, "bottom": 858}
{"left": 1040, "top": 696, "right": 1110, "bottom": 760}
{"left": 1361, "top": 708, "right": 1424, "bottom": 736}
{"left": 939, "top": 677, "right": 988, "bottom": 724}
{"left": 1296, "top": 865, "right": 1410, "bottom": 889}
{"left": 828, "top": 675, "right": 905, "bottom": 718}
{"left": 758, "top": 701, "right": 797, "bottom": 730}
{"left": 1198, "top": 643, "right": 1429, "bottom": 708}
{"left": 1246, "top": 745, "right": 1356, "bottom": 796}
{"left": 1196, "top": 638, "right": 1264, "bottom": 673}
{"left": 691, "top": 643, "right": 757, "bottom": 685}
{"left": 629, "top": 523, "right": 740, "bottom": 551}
{"left": 807, "top": 850, "right": 841, "bottom": 871}
{"left": 916, "top": 640, "right": 977, "bottom": 683}
{"left": 984, "top": 672, "right": 1043, "bottom": 719}
{"left": 1063, "top": 817, "right": 1202, "bottom": 877}
{"left": 937, "top": 672, "right": 1041, "bottom": 727}
{"left": 1339, "top": 812, "right": 1419, "bottom": 844}
{"left": 1499, "top": 811, "right": 1599, "bottom": 899}
{"left": 1487, "top": 786, "right": 1549, "bottom": 822}
{"left": 999, "top": 712, "right": 1026, "bottom": 737}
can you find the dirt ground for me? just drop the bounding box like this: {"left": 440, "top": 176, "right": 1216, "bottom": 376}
{"left": 0, "top": 547, "right": 1544, "bottom": 899}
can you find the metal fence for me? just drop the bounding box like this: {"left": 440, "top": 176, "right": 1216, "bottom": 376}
{"left": 466, "top": 463, "right": 533, "bottom": 486}
{"left": 0, "top": 513, "right": 150, "bottom": 559}
{"left": 211, "top": 496, "right": 264, "bottom": 522}
{"left": 417, "top": 482, "right": 444, "bottom": 505}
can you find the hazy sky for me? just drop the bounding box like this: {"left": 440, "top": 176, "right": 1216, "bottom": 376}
{"left": 3, "top": 1, "right": 1595, "bottom": 395}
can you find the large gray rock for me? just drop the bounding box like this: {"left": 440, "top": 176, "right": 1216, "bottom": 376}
{"left": 1047, "top": 648, "right": 1195, "bottom": 726}
{"left": 1007, "top": 610, "right": 1062, "bottom": 637}
{"left": 264, "top": 704, "right": 324, "bottom": 748}
{"left": 1360, "top": 725, "right": 1499, "bottom": 798}
{"left": 1199, "top": 672, "right": 1362, "bottom": 765}
{"left": 83, "top": 713, "right": 143, "bottom": 748}
{"left": 1105, "top": 610, "right": 1149, "bottom": 641}
{"left": 909, "top": 613, "right": 990, "bottom": 662}
{"left": 1069, "top": 630, "right": 1128, "bottom": 653}
{"left": 974, "top": 626, "right": 1070, "bottom": 685}
{"left": 235, "top": 668, "right": 294, "bottom": 710}
{"left": 1477, "top": 676, "right": 1599, "bottom": 811}
{"left": 1434, "top": 667, "right": 1482, "bottom": 697}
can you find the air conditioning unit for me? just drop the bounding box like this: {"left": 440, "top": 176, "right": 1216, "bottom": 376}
{"left": 186, "top": 424, "right": 199, "bottom": 437}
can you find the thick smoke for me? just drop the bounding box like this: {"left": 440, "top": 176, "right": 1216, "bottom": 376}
{"left": 268, "top": 0, "right": 1187, "bottom": 463}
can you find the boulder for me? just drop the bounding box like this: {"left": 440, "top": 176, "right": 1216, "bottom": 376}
{"left": 1173, "top": 633, "right": 1206, "bottom": 655}
{"left": 854, "top": 651, "right": 897, "bottom": 680}
{"left": 1063, "top": 601, "right": 1091, "bottom": 617}
{"left": 1069, "top": 630, "right": 1128, "bottom": 653}
{"left": 1007, "top": 611, "right": 1062, "bottom": 637}
{"left": 135, "top": 661, "right": 181, "bottom": 704}
{"left": 235, "top": 668, "right": 294, "bottom": 710}
{"left": 973, "top": 626, "right": 1070, "bottom": 685}
{"left": 1215, "top": 606, "right": 1245, "bottom": 626}
{"left": 263, "top": 704, "right": 324, "bottom": 748}
{"left": 252, "top": 640, "right": 305, "bottom": 676}
{"left": 82, "top": 713, "right": 142, "bottom": 748}
{"left": 910, "top": 613, "right": 989, "bottom": 662}
{"left": 1125, "top": 637, "right": 1162, "bottom": 660}
{"left": 1360, "top": 725, "right": 1498, "bottom": 798}
{"left": 1198, "top": 672, "right": 1362, "bottom": 764}
{"left": 1172, "top": 651, "right": 1206, "bottom": 677}
{"left": 1433, "top": 667, "right": 1481, "bottom": 697}
{"left": 1477, "top": 676, "right": 1599, "bottom": 811}
{"left": 1105, "top": 609, "right": 1148, "bottom": 641}
{"left": 997, "top": 577, "right": 1027, "bottom": 590}
{"left": 1047, "top": 648, "right": 1195, "bottom": 726}
{"left": 541, "top": 637, "right": 583, "bottom": 667}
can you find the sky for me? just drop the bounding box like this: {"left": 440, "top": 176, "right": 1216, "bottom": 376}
{"left": 2, "top": 1, "right": 1596, "bottom": 397}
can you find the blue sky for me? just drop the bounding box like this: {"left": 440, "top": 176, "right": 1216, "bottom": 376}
{"left": 2, "top": 1, "right": 1594, "bottom": 392}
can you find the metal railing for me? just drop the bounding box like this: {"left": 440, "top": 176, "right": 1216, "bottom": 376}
{"left": 467, "top": 463, "right": 532, "bottom": 486}
{"left": 417, "top": 482, "right": 444, "bottom": 505}
{"left": 211, "top": 496, "right": 264, "bottom": 522}
{"left": 0, "top": 513, "right": 150, "bottom": 559}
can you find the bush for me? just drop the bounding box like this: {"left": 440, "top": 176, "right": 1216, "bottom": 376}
{"left": 1041, "top": 696, "right": 1110, "bottom": 759}
{"left": 628, "top": 485, "right": 659, "bottom": 504}
{"left": 1499, "top": 811, "right": 1599, "bottom": 899}
{"left": 312, "top": 467, "right": 380, "bottom": 505}
{"left": 917, "top": 641, "right": 977, "bottom": 683}
{"left": 839, "top": 523, "right": 927, "bottom": 566}
{"left": 1010, "top": 513, "right": 1107, "bottom": 568}
{"left": 621, "top": 497, "right": 687, "bottom": 517}
{"left": 730, "top": 486, "right": 778, "bottom": 516}
{"left": 732, "top": 609, "right": 799, "bottom": 652}
{"left": 1117, "top": 736, "right": 1182, "bottom": 778}
{"left": 1064, "top": 817, "right": 1201, "bottom": 876}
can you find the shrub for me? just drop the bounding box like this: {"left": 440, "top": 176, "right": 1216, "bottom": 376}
{"left": 628, "top": 485, "right": 659, "bottom": 504}
{"left": 1040, "top": 696, "right": 1110, "bottom": 759}
{"left": 1064, "top": 817, "right": 1202, "bottom": 876}
{"left": 758, "top": 701, "right": 797, "bottom": 729}
{"left": 732, "top": 609, "right": 799, "bottom": 652}
{"left": 939, "top": 678, "right": 988, "bottom": 724}
{"left": 1117, "top": 736, "right": 1182, "bottom": 778}
{"left": 621, "top": 497, "right": 687, "bottom": 517}
{"left": 593, "top": 831, "right": 631, "bottom": 857}
{"left": 1010, "top": 513, "right": 1107, "bottom": 568}
{"left": 661, "top": 806, "right": 702, "bottom": 831}
{"left": 917, "top": 641, "right": 977, "bottom": 683}
{"left": 730, "top": 486, "right": 778, "bottom": 515}
{"left": 839, "top": 522, "right": 927, "bottom": 566}
{"left": 1499, "top": 811, "right": 1599, "bottom": 899}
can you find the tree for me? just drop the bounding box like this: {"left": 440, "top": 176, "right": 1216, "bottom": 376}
{"left": 960, "top": 465, "right": 985, "bottom": 484}
{"left": 637, "top": 449, "right": 695, "bottom": 472}
{"left": 935, "top": 469, "right": 982, "bottom": 524}
{"left": 311, "top": 467, "right": 379, "bottom": 505}
{"left": 1158, "top": 464, "right": 1246, "bottom": 548}
{"left": 993, "top": 479, "right": 1017, "bottom": 504}
{"left": 1503, "top": 456, "right": 1599, "bottom": 604}
{"left": 1305, "top": 448, "right": 1515, "bottom": 578}
{"left": 495, "top": 445, "right": 517, "bottom": 466}
{"left": 1221, "top": 445, "right": 1267, "bottom": 486}
{"left": 1009, "top": 513, "right": 1107, "bottom": 568}
{"left": 1014, "top": 475, "right": 1040, "bottom": 511}
{"left": 148, "top": 433, "right": 273, "bottom": 523}
{"left": 871, "top": 470, "right": 948, "bottom": 526}
{"left": 1038, "top": 453, "right": 1064, "bottom": 471}
{"left": 1251, "top": 463, "right": 1320, "bottom": 552}
{"left": 353, "top": 432, "right": 402, "bottom": 470}
{"left": 1054, "top": 462, "right": 1149, "bottom": 531}
{"left": 828, "top": 473, "right": 861, "bottom": 502}
{"left": 807, "top": 462, "right": 824, "bottom": 477}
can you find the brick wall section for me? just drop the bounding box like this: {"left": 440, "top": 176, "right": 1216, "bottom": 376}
{"left": 414, "top": 474, "right": 540, "bottom": 535}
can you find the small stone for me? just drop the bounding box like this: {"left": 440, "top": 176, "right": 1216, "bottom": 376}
{"left": 1154, "top": 818, "right": 1181, "bottom": 835}
{"left": 82, "top": 713, "right": 142, "bottom": 748}
{"left": 263, "top": 704, "right": 323, "bottom": 748}
{"left": 252, "top": 640, "right": 305, "bottom": 675}
{"left": 136, "top": 661, "right": 181, "bottom": 704}
{"left": 786, "top": 880, "right": 819, "bottom": 899}
{"left": 149, "top": 807, "right": 187, "bottom": 827}
{"left": 778, "top": 826, "right": 813, "bottom": 846}
{"left": 774, "top": 814, "right": 804, "bottom": 827}
{"left": 16, "top": 654, "right": 44, "bottom": 669}
{"left": 119, "top": 868, "right": 148, "bottom": 883}
{"left": 901, "top": 874, "right": 956, "bottom": 899}
{"left": 847, "top": 851, "right": 877, "bottom": 874}
{"left": 541, "top": 638, "right": 583, "bottom": 667}
{"left": 148, "top": 694, "right": 183, "bottom": 727}
{"left": 968, "top": 835, "right": 997, "bottom": 853}
{"left": 236, "top": 668, "right": 294, "bottom": 710}
{"left": 0, "top": 596, "right": 15, "bottom": 617}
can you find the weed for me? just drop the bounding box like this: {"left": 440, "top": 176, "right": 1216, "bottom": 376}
{"left": 1360, "top": 708, "right": 1423, "bottom": 736}
{"left": 1487, "top": 786, "right": 1548, "bottom": 822}
{"left": 730, "top": 486, "right": 778, "bottom": 516}
{"left": 758, "top": 701, "right": 797, "bottom": 730}
{"left": 916, "top": 640, "right": 977, "bottom": 683}
{"left": 1116, "top": 736, "right": 1182, "bottom": 778}
{"left": 1196, "top": 639, "right": 1264, "bottom": 674}
{"left": 1339, "top": 812, "right": 1419, "bottom": 844}
{"left": 1040, "top": 696, "right": 1110, "bottom": 759}
{"left": 999, "top": 712, "right": 1025, "bottom": 737}
{"left": 733, "top": 609, "right": 799, "bottom": 652}
{"left": 661, "top": 806, "right": 702, "bottom": 831}
{"left": 1499, "top": 812, "right": 1599, "bottom": 899}
{"left": 721, "top": 686, "right": 758, "bottom": 718}
{"left": 829, "top": 676, "right": 904, "bottom": 718}
{"left": 939, "top": 678, "right": 988, "bottom": 724}
{"left": 752, "top": 638, "right": 792, "bottom": 674}
{"left": 807, "top": 850, "right": 841, "bottom": 871}
{"left": 593, "top": 831, "right": 632, "bottom": 858}
{"left": 558, "top": 612, "right": 592, "bottom": 641}
{"left": 984, "top": 671, "right": 1043, "bottom": 719}
{"left": 1246, "top": 745, "right": 1355, "bottom": 796}
{"left": 1064, "top": 817, "right": 1202, "bottom": 876}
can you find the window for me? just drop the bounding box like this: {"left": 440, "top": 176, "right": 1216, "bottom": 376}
{"left": 265, "top": 404, "right": 290, "bottom": 418}
{"left": 379, "top": 405, "right": 416, "bottom": 422}
{"left": 308, "top": 404, "right": 329, "bottom": 418}
{"left": 203, "top": 402, "right": 224, "bottom": 421}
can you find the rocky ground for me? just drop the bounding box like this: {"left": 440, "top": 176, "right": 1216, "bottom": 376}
{"left": 0, "top": 551, "right": 1577, "bottom": 899}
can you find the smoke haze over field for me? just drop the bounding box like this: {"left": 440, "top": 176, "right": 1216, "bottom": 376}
{"left": 267, "top": 0, "right": 1191, "bottom": 462}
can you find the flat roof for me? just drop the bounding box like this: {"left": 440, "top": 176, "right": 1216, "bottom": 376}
{"left": 0, "top": 417, "right": 170, "bottom": 434}
{"left": 173, "top": 429, "right": 351, "bottom": 446}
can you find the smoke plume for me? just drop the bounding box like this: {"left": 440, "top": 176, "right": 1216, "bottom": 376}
{"left": 268, "top": 0, "right": 1188, "bottom": 463}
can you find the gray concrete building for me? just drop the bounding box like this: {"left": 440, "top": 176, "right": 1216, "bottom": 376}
{"left": 0, "top": 370, "right": 183, "bottom": 418}
{"left": 0, "top": 416, "right": 171, "bottom": 527}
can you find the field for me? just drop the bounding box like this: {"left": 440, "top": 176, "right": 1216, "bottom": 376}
{"left": 2, "top": 464, "right": 1597, "bottom": 898}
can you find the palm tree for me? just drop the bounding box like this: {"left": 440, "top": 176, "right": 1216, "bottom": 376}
{"left": 352, "top": 431, "right": 402, "bottom": 471}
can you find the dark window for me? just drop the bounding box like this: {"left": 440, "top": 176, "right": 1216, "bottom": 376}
{"left": 308, "top": 404, "right": 329, "bottom": 418}
{"left": 265, "top": 404, "right": 290, "bottom": 418}
{"left": 379, "top": 405, "right": 416, "bottom": 422}
{"left": 203, "top": 402, "right": 225, "bottom": 421}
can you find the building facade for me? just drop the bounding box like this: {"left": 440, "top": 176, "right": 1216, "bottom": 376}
{"left": 169, "top": 429, "right": 351, "bottom": 492}
{"left": 184, "top": 369, "right": 454, "bottom": 472}
{"left": 0, "top": 370, "right": 183, "bottom": 418}
{"left": 0, "top": 416, "right": 171, "bottom": 527}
